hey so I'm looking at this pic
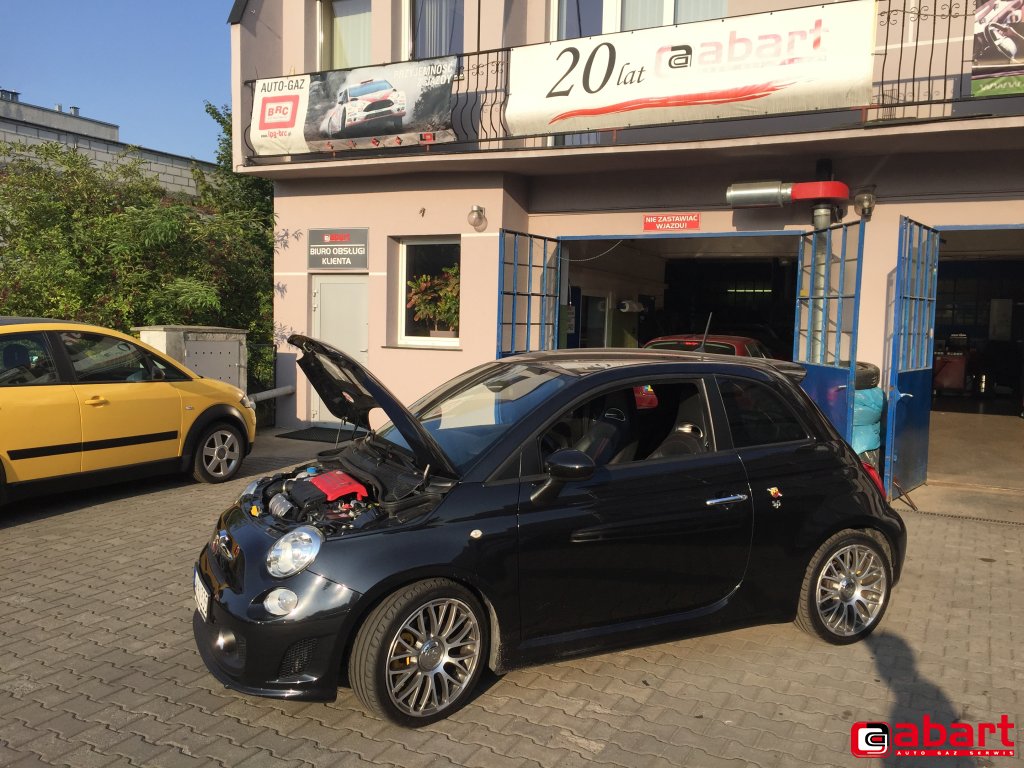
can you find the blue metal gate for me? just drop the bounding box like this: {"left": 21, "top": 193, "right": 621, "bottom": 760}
{"left": 883, "top": 217, "right": 940, "bottom": 500}
{"left": 497, "top": 230, "right": 562, "bottom": 357}
{"left": 793, "top": 220, "right": 866, "bottom": 442}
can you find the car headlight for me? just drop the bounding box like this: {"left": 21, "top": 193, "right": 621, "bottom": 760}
{"left": 266, "top": 526, "right": 323, "bottom": 578}
{"left": 240, "top": 394, "right": 255, "bottom": 410}
{"left": 239, "top": 479, "right": 260, "bottom": 500}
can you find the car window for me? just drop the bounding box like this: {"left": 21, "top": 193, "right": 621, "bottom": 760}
{"left": 149, "top": 352, "right": 190, "bottom": 381}
{"left": 0, "top": 332, "right": 59, "bottom": 386}
{"left": 379, "top": 363, "right": 571, "bottom": 472}
{"left": 539, "top": 380, "right": 711, "bottom": 468}
{"left": 61, "top": 332, "right": 161, "bottom": 383}
{"left": 717, "top": 377, "right": 808, "bottom": 448}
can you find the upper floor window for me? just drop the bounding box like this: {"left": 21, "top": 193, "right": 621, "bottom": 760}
{"left": 320, "top": 0, "right": 372, "bottom": 70}
{"left": 555, "top": 0, "right": 726, "bottom": 40}
{"left": 409, "top": 0, "right": 464, "bottom": 59}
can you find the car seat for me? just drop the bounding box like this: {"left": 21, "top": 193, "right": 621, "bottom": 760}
{"left": 647, "top": 388, "right": 707, "bottom": 459}
{"left": 574, "top": 390, "right": 638, "bottom": 466}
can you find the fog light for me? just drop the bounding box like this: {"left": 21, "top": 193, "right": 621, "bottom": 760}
{"left": 215, "top": 629, "right": 237, "bottom": 654}
{"left": 264, "top": 588, "right": 298, "bottom": 616}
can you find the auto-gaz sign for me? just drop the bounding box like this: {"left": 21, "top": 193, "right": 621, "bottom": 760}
{"left": 308, "top": 228, "right": 368, "bottom": 270}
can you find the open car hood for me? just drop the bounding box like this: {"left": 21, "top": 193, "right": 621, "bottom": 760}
{"left": 289, "top": 334, "right": 457, "bottom": 478}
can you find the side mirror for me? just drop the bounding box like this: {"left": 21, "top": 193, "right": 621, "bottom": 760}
{"left": 530, "top": 449, "right": 595, "bottom": 504}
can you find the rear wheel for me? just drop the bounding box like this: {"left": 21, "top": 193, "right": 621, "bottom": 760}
{"left": 350, "top": 579, "right": 487, "bottom": 726}
{"left": 795, "top": 529, "right": 892, "bottom": 644}
{"left": 192, "top": 423, "right": 244, "bottom": 483}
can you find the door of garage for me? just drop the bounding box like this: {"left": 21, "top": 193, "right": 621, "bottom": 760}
{"left": 884, "top": 217, "right": 940, "bottom": 500}
{"left": 792, "top": 220, "right": 866, "bottom": 442}
{"left": 497, "top": 230, "right": 562, "bottom": 357}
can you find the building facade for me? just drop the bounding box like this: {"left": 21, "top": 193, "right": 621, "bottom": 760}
{"left": 228, "top": 0, "right": 1024, "bottom": 496}
{"left": 0, "top": 89, "right": 213, "bottom": 196}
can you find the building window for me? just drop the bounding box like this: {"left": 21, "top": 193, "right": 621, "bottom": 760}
{"left": 555, "top": 0, "right": 725, "bottom": 39}
{"left": 320, "top": 0, "right": 372, "bottom": 70}
{"left": 399, "top": 239, "right": 461, "bottom": 346}
{"left": 409, "top": 0, "right": 464, "bottom": 59}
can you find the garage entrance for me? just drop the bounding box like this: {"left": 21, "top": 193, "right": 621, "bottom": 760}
{"left": 557, "top": 232, "right": 801, "bottom": 356}
{"left": 926, "top": 225, "right": 1024, "bottom": 493}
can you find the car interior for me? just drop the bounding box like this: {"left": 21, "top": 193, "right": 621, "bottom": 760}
{"left": 540, "top": 381, "right": 711, "bottom": 468}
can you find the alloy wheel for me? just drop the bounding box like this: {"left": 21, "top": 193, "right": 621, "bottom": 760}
{"left": 202, "top": 429, "right": 241, "bottom": 479}
{"left": 385, "top": 598, "right": 481, "bottom": 718}
{"left": 815, "top": 543, "right": 888, "bottom": 637}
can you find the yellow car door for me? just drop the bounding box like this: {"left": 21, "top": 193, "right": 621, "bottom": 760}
{"left": 0, "top": 330, "right": 81, "bottom": 482}
{"left": 59, "top": 331, "right": 183, "bottom": 473}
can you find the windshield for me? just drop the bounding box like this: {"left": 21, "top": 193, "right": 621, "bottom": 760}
{"left": 349, "top": 80, "right": 392, "bottom": 97}
{"left": 377, "top": 363, "right": 570, "bottom": 471}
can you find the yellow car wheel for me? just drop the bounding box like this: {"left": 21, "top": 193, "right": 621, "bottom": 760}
{"left": 192, "top": 423, "right": 244, "bottom": 484}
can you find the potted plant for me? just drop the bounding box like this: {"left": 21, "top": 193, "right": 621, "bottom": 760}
{"left": 406, "top": 264, "right": 460, "bottom": 337}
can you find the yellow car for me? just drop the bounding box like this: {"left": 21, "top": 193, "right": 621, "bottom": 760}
{"left": 0, "top": 318, "right": 256, "bottom": 504}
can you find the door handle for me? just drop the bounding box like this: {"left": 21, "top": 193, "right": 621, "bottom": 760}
{"left": 705, "top": 493, "right": 749, "bottom": 507}
{"left": 85, "top": 396, "right": 109, "bottom": 407}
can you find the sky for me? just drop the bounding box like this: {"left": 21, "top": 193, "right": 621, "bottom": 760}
{"left": 0, "top": 1, "right": 234, "bottom": 163}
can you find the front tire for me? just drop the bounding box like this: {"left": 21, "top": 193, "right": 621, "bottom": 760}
{"left": 350, "top": 579, "right": 487, "bottom": 726}
{"left": 192, "top": 423, "right": 244, "bottom": 483}
{"left": 795, "top": 529, "right": 892, "bottom": 644}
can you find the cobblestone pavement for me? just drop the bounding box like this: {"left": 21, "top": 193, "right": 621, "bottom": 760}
{"left": 1, "top": 436, "right": 1021, "bottom": 768}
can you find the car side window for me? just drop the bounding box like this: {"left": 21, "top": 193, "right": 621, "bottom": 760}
{"left": 717, "top": 377, "right": 808, "bottom": 448}
{"left": 61, "top": 332, "right": 161, "bottom": 383}
{"left": 0, "top": 332, "right": 58, "bottom": 386}
{"left": 538, "top": 380, "right": 711, "bottom": 469}
{"left": 148, "top": 352, "right": 190, "bottom": 382}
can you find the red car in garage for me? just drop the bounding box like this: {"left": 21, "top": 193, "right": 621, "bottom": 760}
{"left": 644, "top": 334, "right": 776, "bottom": 358}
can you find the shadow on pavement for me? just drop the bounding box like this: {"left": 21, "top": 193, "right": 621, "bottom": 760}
{"left": 868, "top": 631, "right": 981, "bottom": 768}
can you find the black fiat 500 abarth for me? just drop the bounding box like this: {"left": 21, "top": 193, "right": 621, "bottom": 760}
{"left": 194, "top": 336, "right": 906, "bottom": 726}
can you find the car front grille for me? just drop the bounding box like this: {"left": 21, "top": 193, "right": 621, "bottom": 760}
{"left": 279, "top": 638, "right": 318, "bottom": 678}
{"left": 365, "top": 100, "right": 393, "bottom": 112}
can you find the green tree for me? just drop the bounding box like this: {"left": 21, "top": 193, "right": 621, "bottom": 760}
{"left": 0, "top": 103, "right": 274, "bottom": 347}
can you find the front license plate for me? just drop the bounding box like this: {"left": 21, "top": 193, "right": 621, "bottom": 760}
{"left": 194, "top": 569, "right": 211, "bottom": 622}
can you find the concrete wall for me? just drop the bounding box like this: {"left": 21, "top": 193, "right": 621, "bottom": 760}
{"left": 0, "top": 112, "right": 215, "bottom": 196}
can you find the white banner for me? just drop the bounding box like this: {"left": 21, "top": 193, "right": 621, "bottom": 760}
{"left": 506, "top": 1, "right": 876, "bottom": 135}
{"left": 250, "top": 58, "right": 459, "bottom": 156}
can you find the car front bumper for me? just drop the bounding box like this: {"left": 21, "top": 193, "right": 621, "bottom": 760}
{"left": 192, "top": 545, "right": 361, "bottom": 701}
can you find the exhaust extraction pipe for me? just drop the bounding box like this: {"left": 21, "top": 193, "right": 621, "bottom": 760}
{"left": 725, "top": 181, "right": 850, "bottom": 208}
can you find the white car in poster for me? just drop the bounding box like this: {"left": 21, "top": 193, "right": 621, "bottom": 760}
{"left": 319, "top": 79, "right": 407, "bottom": 137}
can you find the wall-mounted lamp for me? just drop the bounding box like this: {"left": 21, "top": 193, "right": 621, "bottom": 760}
{"left": 853, "top": 189, "right": 877, "bottom": 219}
{"left": 467, "top": 205, "right": 487, "bottom": 231}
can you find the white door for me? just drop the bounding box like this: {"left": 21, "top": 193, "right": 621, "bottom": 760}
{"left": 311, "top": 274, "right": 369, "bottom": 425}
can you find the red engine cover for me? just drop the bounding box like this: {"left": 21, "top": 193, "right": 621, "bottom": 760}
{"left": 309, "top": 470, "right": 368, "bottom": 501}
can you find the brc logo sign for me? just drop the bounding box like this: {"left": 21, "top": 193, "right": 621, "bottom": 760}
{"left": 258, "top": 96, "right": 300, "bottom": 130}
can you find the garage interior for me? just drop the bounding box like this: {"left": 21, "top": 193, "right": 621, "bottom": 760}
{"left": 560, "top": 228, "right": 1024, "bottom": 493}
{"left": 928, "top": 227, "right": 1024, "bottom": 492}
{"left": 562, "top": 234, "right": 798, "bottom": 357}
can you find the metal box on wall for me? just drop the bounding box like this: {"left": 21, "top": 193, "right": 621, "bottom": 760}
{"left": 133, "top": 326, "right": 248, "bottom": 390}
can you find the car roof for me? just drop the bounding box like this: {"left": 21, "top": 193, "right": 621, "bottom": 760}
{"left": 0, "top": 316, "right": 91, "bottom": 327}
{"left": 507, "top": 348, "right": 806, "bottom": 381}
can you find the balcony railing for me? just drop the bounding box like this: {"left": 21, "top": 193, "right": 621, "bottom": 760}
{"left": 243, "top": 0, "right": 1022, "bottom": 164}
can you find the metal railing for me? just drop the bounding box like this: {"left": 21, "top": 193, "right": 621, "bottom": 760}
{"left": 244, "top": 0, "right": 1016, "bottom": 164}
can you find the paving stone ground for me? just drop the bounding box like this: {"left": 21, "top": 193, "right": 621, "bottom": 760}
{"left": 1, "top": 433, "right": 1021, "bottom": 768}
